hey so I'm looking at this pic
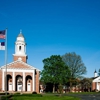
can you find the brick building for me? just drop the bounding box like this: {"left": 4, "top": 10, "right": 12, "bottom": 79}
{"left": 92, "top": 70, "right": 100, "bottom": 91}
{"left": 0, "top": 31, "right": 40, "bottom": 93}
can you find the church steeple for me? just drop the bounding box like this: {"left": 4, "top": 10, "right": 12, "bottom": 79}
{"left": 13, "top": 30, "right": 27, "bottom": 63}
{"left": 94, "top": 69, "right": 98, "bottom": 77}
{"left": 18, "top": 30, "right": 24, "bottom": 38}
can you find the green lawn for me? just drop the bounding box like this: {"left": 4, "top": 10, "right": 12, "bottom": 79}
{"left": 12, "top": 95, "right": 80, "bottom": 100}
{"left": 2, "top": 92, "right": 100, "bottom": 100}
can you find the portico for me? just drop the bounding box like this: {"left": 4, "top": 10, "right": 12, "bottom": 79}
{"left": 2, "top": 69, "right": 35, "bottom": 92}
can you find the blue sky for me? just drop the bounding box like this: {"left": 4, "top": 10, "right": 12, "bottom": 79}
{"left": 0, "top": 0, "right": 100, "bottom": 78}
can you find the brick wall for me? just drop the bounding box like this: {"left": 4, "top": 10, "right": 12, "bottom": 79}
{"left": 13, "top": 56, "right": 27, "bottom": 63}
{"left": 6, "top": 72, "right": 13, "bottom": 76}
{"left": 15, "top": 72, "right": 23, "bottom": 76}
{"left": 92, "top": 82, "right": 96, "bottom": 90}
{"left": 35, "top": 70, "right": 40, "bottom": 93}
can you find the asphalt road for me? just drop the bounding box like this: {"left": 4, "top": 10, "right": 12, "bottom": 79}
{"left": 65, "top": 93, "right": 100, "bottom": 100}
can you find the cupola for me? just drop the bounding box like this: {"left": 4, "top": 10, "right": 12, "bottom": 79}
{"left": 13, "top": 30, "right": 27, "bottom": 63}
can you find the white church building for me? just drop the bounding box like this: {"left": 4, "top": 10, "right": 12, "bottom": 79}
{"left": 92, "top": 70, "right": 100, "bottom": 91}
{"left": 0, "top": 31, "right": 40, "bottom": 93}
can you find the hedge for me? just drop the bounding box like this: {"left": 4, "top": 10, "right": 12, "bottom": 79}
{"left": 13, "top": 94, "right": 42, "bottom": 97}
{"left": 1, "top": 95, "right": 12, "bottom": 100}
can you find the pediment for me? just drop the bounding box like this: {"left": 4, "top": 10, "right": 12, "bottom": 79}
{"left": 1, "top": 60, "right": 38, "bottom": 70}
{"left": 7, "top": 62, "right": 33, "bottom": 69}
{"left": 93, "top": 76, "right": 100, "bottom": 82}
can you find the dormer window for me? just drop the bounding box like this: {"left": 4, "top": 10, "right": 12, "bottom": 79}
{"left": 19, "top": 46, "right": 21, "bottom": 51}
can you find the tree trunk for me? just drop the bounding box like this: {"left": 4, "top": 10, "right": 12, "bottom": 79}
{"left": 53, "top": 84, "right": 55, "bottom": 93}
{"left": 70, "top": 82, "right": 72, "bottom": 92}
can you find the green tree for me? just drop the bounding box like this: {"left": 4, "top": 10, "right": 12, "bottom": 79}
{"left": 40, "top": 55, "right": 70, "bottom": 93}
{"left": 98, "top": 69, "right": 100, "bottom": 76}
{"left": 80, "top": 78, "right": 92, "bottom": 92}
{"left": 62, "top": 52, "right": 87, "bottom": 92}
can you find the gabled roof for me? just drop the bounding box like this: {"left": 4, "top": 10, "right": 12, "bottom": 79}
{"left": 0, "top": 60, "right": 40, "bottom": 71}
{"left": 93, "top": 76, "right": 100, "bottom": 82}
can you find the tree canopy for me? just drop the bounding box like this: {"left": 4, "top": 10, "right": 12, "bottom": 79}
{"left": 62, "top": 52, "right": 87, "bottom": 79}
{"left": 40, "top": 55, "right": 71, "bottom": 85}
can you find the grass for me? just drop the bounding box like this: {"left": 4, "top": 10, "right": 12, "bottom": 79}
{"left": 10, "top": 92, "right": 100, "bottom": 100}
{"left": 12, "top": 95, "right": 80, "bottom": 100}
{"left": 3, "top": 92, "right": 100, "bottom": 100}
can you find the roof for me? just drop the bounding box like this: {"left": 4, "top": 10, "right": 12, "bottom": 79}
{"left": 18, "top": 33, "right": 24, "bottom": 38}
{"left": 94, "top": 69, "right": 97, "bottom": 73}
{"left": 93, "top": 76, "right": 100, "bottom": 82}
{"left": 0, "top": 60, "right": 40, "bottom": 71}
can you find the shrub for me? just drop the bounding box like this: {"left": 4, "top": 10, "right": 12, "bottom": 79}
{"left": 13, "top": 94, "right": 42, "bottom": 97}
{"left": 91, "top": 89, "right": 98, "bottom": 92}
{"left": 32, "top": 91, "right": 37, "bottom": 94}
{"left": 0, "top": 93, "right": 5, "bottom": 95}
{"left": 1, "top": 96, "right": 5, "bottom": 100}
{"left": 0, "top": 92, "right": 9, "bottom": 95}
{"left": 1, "top": 95, "right": 12, "bottom": 100}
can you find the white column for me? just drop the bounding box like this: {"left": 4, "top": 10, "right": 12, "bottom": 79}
{"left": 22, "top": 45, "right": 24, "bottom": 53}
{"left": 24, "top": 45, "right": 26, "bottom": 54}
{"left": 33, "top": 70, "right": 35, "bottom": 91}
{"left": 23, "top": 72, "right": 25, "bottom": 91}
{"left": 13, "top": 72, "right": 15, "bottom": 91}
{"left": 15, "top": 44, "right": 16, "bottom": 54}
{"left": 2, "top": 69, "right": 4, "bottom": 91}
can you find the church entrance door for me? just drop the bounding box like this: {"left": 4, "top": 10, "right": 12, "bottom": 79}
{"left": 7, "top": 75, "right": 12, "bottom": 91}
{"left": 16, "top": 75, "right": 23, "bottom": 91}
{"left": 26, "top": 75, "right": 32, "bottom": 91}
{"left": 17, "top": 83, "right": 22, "bottom": 91}
{"left": 27, "top": 83, "right": 31, "bottom": 91}
{"left": 9, "top": 82, "right": 12, "bottom": 91}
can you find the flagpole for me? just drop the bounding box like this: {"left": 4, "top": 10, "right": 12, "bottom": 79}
{"left": 5, "top": 28, "right": 7, "bottom": 98}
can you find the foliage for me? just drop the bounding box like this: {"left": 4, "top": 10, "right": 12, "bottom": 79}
{"left": 62, "top": 52, "right": 87, "bottom": 78}
{"left": 62, "top": 52, "right": 87, "bottom": 91}
{"left": 32, "top": 91, "right": 37, "bottom": 94}
{"left": 0, "top": 93, "right": 6, "bottom": 95}
{"left": 98, "top": 69, "right": 100, "bottom": 76}
{"left": 13, "top": 94, "right": 42, "bottom": 97}
{"left": 1, "top": 95, "right": 12, "bottom": 100}
{"left": 40, "top": 55, "right": 71, "bottom": 85}
{"left": 80, "top": 78, "right": 92, "bottom": 92}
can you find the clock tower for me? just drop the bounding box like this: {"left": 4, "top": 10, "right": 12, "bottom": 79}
{"left": 13, "top": 30, "right": 27, "bottom": 63}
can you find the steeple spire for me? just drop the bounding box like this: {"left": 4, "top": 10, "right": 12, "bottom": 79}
{"left": 94, "top": 69, "right": 97, "bottom": 73}
{"left": 94, "top": 69, "right": 98, "bottom": 77}
{"left": 20, "top": 29, "right": 22, "bottom": 34}
{"left": 18, "top": 30, "right": 24, "bottom": 38}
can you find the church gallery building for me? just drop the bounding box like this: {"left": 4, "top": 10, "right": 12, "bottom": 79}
{"left": 0, "top": 32, "right": 40, "bottom": 93}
